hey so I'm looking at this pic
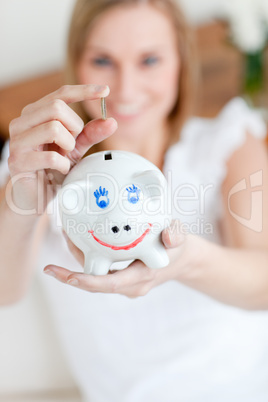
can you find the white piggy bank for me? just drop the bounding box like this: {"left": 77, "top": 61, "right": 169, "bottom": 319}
{"left": 58, "top": 150, "right": 171, "bottom": 275}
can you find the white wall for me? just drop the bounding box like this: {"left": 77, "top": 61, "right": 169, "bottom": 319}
{"left": 180, "top": 0, "right": 226, "bottom": 24}
{"left": 0, "top": 0, "right": 76, "bottom": 87}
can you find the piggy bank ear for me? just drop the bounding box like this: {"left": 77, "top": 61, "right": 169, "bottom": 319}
{"left": 133, "top": 169, "right": 167, "bottom": 200}
{"left": 133, "top": 169, "right": 167, "bottom": 190}
{"left": 58, "top": 181, "right": 86, "bottom": 214}
{"left": 132, "top": 170, "right": 167, "bottom": 214}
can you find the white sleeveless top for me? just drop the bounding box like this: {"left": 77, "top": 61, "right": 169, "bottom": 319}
{"left": 2, "top": 98, "right": 268, "bottom": 402}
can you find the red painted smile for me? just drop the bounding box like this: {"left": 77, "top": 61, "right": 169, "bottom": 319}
{"left": 88, "top": 223, "right": 152, "bottom": 251}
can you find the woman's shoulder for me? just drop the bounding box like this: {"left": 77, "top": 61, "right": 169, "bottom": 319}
{"left": 164, "top": 97, "right": 267, "bottom": 190}
{"left": 182, "top": 97, "right": 266, "bottom": 148}
{"left": 166, "top": 97, "right": 267, "bottom": 171}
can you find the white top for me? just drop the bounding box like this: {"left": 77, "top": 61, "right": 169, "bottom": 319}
{"left": 2, "top": 98, "right": 268, "bottom": 402}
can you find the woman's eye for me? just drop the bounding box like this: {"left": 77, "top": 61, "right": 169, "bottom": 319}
{"left": 92, "top": 57, "right": 112, "bottom": 67}
{"left": 142, "top": 56, "right": 160, "bottom": 66}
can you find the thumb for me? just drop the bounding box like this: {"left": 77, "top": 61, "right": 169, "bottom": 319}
{"left": 162, "top": 220, "right": 185, "bottom": 249}
{"left": 68, "top": 118, "right": 118, "bottom": 166}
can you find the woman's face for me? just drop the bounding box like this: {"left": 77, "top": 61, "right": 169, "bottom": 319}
{"left": 76, "top": 3, "right": 180, "bottom": 138}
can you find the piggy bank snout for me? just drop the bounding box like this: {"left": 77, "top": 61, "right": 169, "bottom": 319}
{"left": 111, "top": 225, "right": 131, "bottom": 233}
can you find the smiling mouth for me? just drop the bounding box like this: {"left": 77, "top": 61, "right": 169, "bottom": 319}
{"left": 114, "top": 104, "right": 142, "bottom": 116}
{"left": 88, "top": 223, "right": 152, "bottom": 251}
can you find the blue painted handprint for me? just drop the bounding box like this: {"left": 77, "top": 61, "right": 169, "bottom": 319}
{"left": 126, "top": 184, "right": 140, "bottom": 204}
{"left": 94, "top": 186, "right": 110, "bottom": 209}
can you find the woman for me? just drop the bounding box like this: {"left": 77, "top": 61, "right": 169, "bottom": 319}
{"left": 1, "top": 0, "right": 268, "bottom": 401}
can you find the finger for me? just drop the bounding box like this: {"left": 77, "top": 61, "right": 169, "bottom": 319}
{"left": 43, "top": 265, "right": 75, "bottom": 283}
{"left": 44, "top": 261, "right": 154, "bottom": 296}
{"left": 67, "top": 117, "right": 118, "bottom": 164}
{"left": 36, "top": 84, "right": 110, "bottom": 106}
{"left": 11, "top": 99, "right": 85, "bottom": 136}
{"left": 9, "top": 150, "right": 71, "bottom": 176}
{"left": 21, "top": 85, "right": 110, "bottom": 116}
{"left": 43, "top": 264, "right": 134, "bottom": 292}
{"left": 66, "top": 261, "right": 153, "bottom": 292}
{"left": 44, "top": 265, "right": 113, "bottom": 292}
{"left": 11, "top": 121, "right": 76, "bottom": 153}
{"left": 162, "top": 220, "right": 185, "bottom": 249}
{"left": 67, "top": 271, "right": 122, "bottom": 292}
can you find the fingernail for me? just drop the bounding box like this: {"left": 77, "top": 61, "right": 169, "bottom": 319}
{"left": 107, "top": 117, "right": 118, "bottom": 125}
{"left": 93, "top": 85, "right": 110, "bottom": 96}
{"left": 67, "top": 278, "right": 79, "bottom": 286}
{"left": 44, "top": 269, "right": 56, "bottom": 277}
{"left": 166, "top": 229, "right": 172, "bottom": 245}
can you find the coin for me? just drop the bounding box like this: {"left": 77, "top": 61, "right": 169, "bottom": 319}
{"left": 101, "top": 97, "right": 107, "bottom": 120}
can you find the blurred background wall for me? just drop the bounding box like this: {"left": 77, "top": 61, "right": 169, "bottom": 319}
{"left": 0, "top": 0, "right": 231, "bottom": 88}
{"left": 0, "top": 0, "right": 76, "bottom": 87}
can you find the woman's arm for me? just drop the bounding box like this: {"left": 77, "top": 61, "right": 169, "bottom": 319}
{"left": 44, "top": 132, "right": 268, "bottom": 310}
{"left": 0, "top": 191, "right": 48, "bottom": 305}
{"left": 197, "top": 132, "right": 268, "bottom": 308}
{"left": 0, "top": 85, "right": 117, "bottom": 305}
{"left": 172, "top": 131, "right": 268, "bottom": 310}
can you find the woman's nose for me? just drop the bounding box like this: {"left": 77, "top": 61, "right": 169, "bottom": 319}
{"left": 115, "top": 65, "right": 139, "bottom": 101}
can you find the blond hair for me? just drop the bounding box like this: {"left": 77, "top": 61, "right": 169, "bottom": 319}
{"left": 65, "top": 0, "right": 197, "bottom": 152}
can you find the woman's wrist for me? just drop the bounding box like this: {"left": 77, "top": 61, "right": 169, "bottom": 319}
{"left": 1, "top": 193, "right": 43, "bottom": 234}
{"left": 173, "top": 233, "right": 211, "bottom": 285}
{"left": 171, "top": 234, "right": 268, "bottom": 310}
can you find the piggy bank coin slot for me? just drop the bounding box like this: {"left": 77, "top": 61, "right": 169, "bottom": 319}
{"left": 104, "top": 152, "right": 112, "bottom": 160}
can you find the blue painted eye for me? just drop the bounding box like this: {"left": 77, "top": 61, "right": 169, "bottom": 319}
{"left": 94, "top": 186, "right": 110, "bottom": 209}
{"left": 126, "top": 184, "right": 140, "bottom": 204}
